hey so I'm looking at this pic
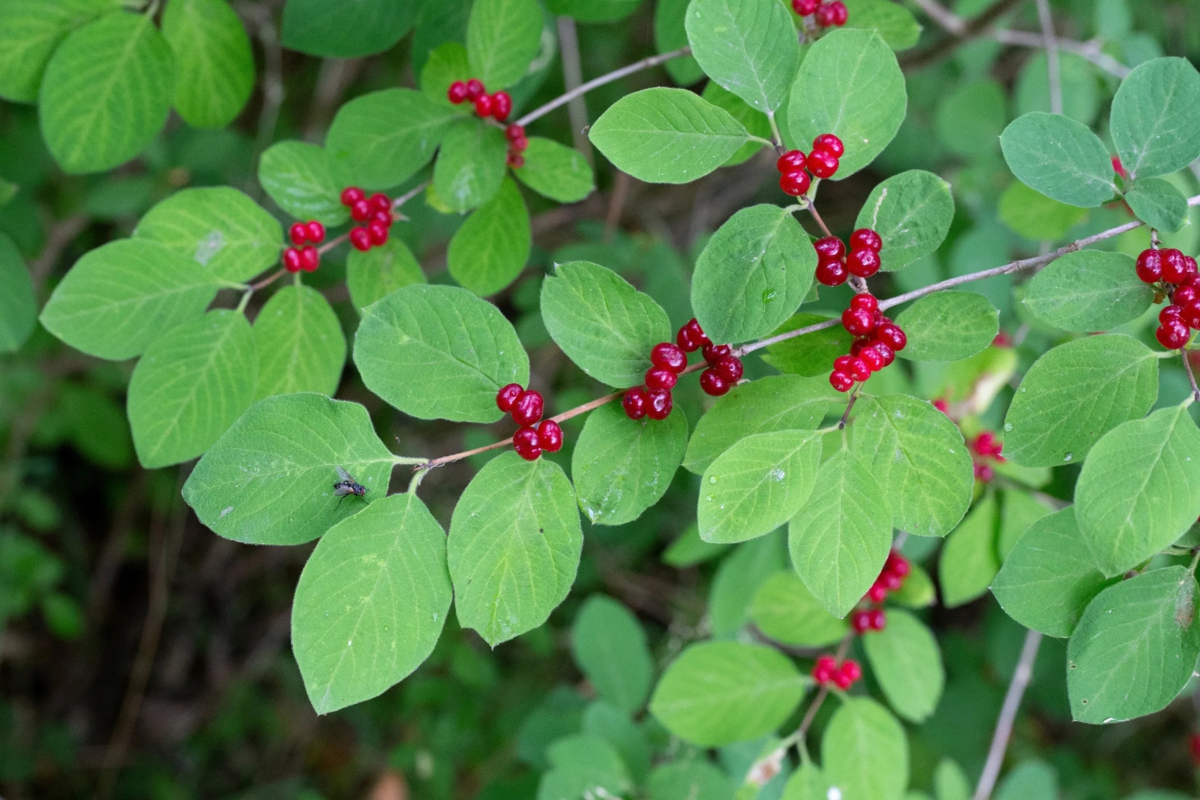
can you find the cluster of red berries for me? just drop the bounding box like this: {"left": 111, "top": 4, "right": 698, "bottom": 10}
{"left": 812, "top": 655, "right": 862, "bottom": 690}
{"left": 339, "top": 187, "right": 395, "bottom": 253}
{"left": 777, "top": 134, "right": 844, "bottom": 197}
{"left": 1135, "top": 246, "right": 1200, "bottom": 349}
{"left": 448, "top": 79, "right": 513, "bottom": 122}
{"left": 849, "top": 551, "right": 910, "bottom": 634}
{"left": 496, "top": 384, "right": 563, "bottom": 461}
{"left": 504, "top": 123, "right": 529, "bottom": 168}
{"left": 971, "top": 431, "right": 1005, "bottom": 483}
{"left": 282, "top": 221, "right": 325, "bottom": 273}
{"left": 815, "top": 227, "right": 881, "bottom": 286}
{"left": 792, "top": 0, "right": 848, "bottom": 26}
{"left": 828, "top": 294, "right": 906, "bottom": 392}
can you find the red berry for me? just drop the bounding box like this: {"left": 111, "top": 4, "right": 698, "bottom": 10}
{"left": 876, "top": 324, "right": 906, "bottom": 351}
{"left": 849, "top": 228, "right": 882, "bottom": 253}
{"left": 372, "top": 209, "right": 394, "bottom": 228}
{"left": 847, "top": 358, "right": 871, "bottom": 382}
{"left": 538, "top": 419, "right": 563, "bottom": 453}
{"left": 684, "top": 319, "right": 709, "bottom": 347}
{"left": 507, "top": 153, "right": 526, "bottom": 168}
{"left": 851, "top": 611, "right": 872, "bottom": 633}
{"left": 880, "top": 572, "right": 903, "bottom": 591}
{"left": 830, "top": 370, "right": 854, "bottom": 392}
{"left": 872, "top": 342, "right": 895, "bottom": 366}
{"left": 282, "top": 247, "right": 302, "bottom": 273}
{"left": 816, "top": 259, "right": 848, "bottom": 286}
{"left": 1162, "top": 249, "right": 1190, "bottom": 284}
{"left": 350, "top": 227, "right": 372, "bottom": 252}
{"left": 813, "top": 133, "right": 845, "bottom": 158}
{"left": 1157, "top": 320, "right": 1191, "bottom": 349}
{"left": 474, "top": 94, "right": 494, "bottom": 118}
{"left": 868, "top": 609, "right": 886, "bottom": 631}
{"left": 1182, "top": 302, "right": 1200, "bottom": 330}
{"left": 832, "top": 669, "right": 853, "bottom": 690}
{"left": 646, "top": 366, "right": 678, "bottom": 391}
{"left": 847, "top": 249, "right": 881, "bottom": 278}
{"left": 866, "top": 582, "right": 888, "bottom": 603}
{"left": 814, "top": 3, "right": 835, "bottom": 25}
{"left": 827, "top": 0, "right": 848, "bottom": 25}
{"left": 496, "top": 383, "right": 523, "bottom": 412}
{"left": 860, "top": 347, "right": 884, "bottom": 372}
{"left": 700, "top": 369, "right": 731, "bottom": 397}
{"left": 812, "top": 654, "right": 837, "bottom": 684}
{"left": 448, "top": 81, "right": 468, "bottom": 104}
{"left": 814, "top": 236, "right": 845, "bottom": 261}
{"left": 366, "top": 222, "right": 389, "bottom": 246}
{"left": 1173, "top": 285, "right": 1198, "bottom": 306}
{"left": 465, "top": 79, "right": 485, "bottom": 100}
{"left": 715, "top": 356, "right": 743, "bottom": 383}
{"left": 780, "top": 170, "right": 811, "bottom": 197}
{"left": 807, "top": 150, "right": 839, "bottom": 179}
{"left": 368, "top": 193, "right": 391, "bottom": 213}
{"left": 511, "top": 136, "right": 528, "bottom": 153}
{"left": 513, "top": 427, "right": 542, "bottom": 461}
{"left": 647, "top": 388, "right": 673, "bottom": 420}
{"left": 933, "top": 398, "right": 949, "bottom": 414}
{"left": 885, "top": 552, "right": 910, "bottom": 578}
{"left": 776, "top": 149, "right": 807, "bottom": 172}
{"left": 1136, "top": 249, "right": 1163, "bottom": 283}
{"left": 492, "top": 91, "right": 512, "bottom": 121}
{"left": 1186, "top": 256, "right": 1199, "bottom": 279}
{"left": 351, "top": 199, "right": 371, "bottom": 222}
{"left": 505, "top": 124, "right": 525, "bottom": 141}
{"left": 842, "top": 308, "right": 875, "bottom": 337}
{"left": 975, "top": 463, "right": 995, "bottom": 482}
{"left": 1112, "top": 155, "right": 1125, "bottom": 177}
{"left": 839, "top": 659, "right": 862, "bottom": 684}
{"left": 850, "top": 293, "right": 877, "bottom": 314}
{"left": 677, "top": 328, "right": 700, "bottom": 353}
{"left": 703, "top": 343, "right": 732, "bottom": 365}
{"left": 833, "top": 355, "right": 855, "bottom": 372}
{"left": 300, "top": 245, "right": 319, "bottom": 272}
{"left": 623, "top": 388, "right": 649, "bottom": 420}
{"left": 289, "top": 222, "right": 307, "bottom": 246}
{"left": 1190, "top": 734, "right": 1200, "bottom": 767}
{"left": 792, "top": 0, "right": 819, "bottom": 14}
{"left": 511, "top": 390, "right": 544, "bottom": 426}
{"left": 306, "top": 221, "right": 326, "bottom": 243}
{"left": 340, "top": 186, "right": 365, "bottom": 206}
{"left": 651, "top": 342, "right": 687, "bottom": 373}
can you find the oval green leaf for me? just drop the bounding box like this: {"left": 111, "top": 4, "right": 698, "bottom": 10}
{"left": 1022, "top": 250, "right": 1152, "bottom": 332}
{"left": 862, "top": 609, "right": 945, "bottom": 722}
{"left": 685, "top": 0, "right": 799, "bottom": 113}
{"left": 162, "top": 0, "right": 254, "bottom": 129}
{"left": 433, "top": 120, "right": 509, "bottom": 213}
{"left": 823, "top": 698, "right": 909, "bottom": 800}
{"left": 895, "top": 291, "right": 999, "bottom": 362}
{"left": 1111, "top": 57, "right": 1200, "bottom": 180}
{"left": 281, "top": 0, "right": 414, "bottom": 58}
{"left": 1125, "top": 176, "right": 1190, "bottom": 234}
{"left": 570, "top": 595, "right": 654, "bottom": 714}
{"left": 447, "top": 178, "right": 531, "bottom": 297}
{"left": 346, "top": 237, "right": 426, "bottom": 312}
{"left": 999, "top": 113, "right": 1115, "bottom": 207}
{"left": 749, "top": 571, "right": 847, "bottom": 647}
{"left": 855, "top": 170, "right": 954, "bottom": 272}
{"left": 258, "top": 140, "right": 352, "bottom": 225}
{"left": 467, "top": 0, "right": 543, "bottom": 89}
{"left": 513, "top": 137, "right": 596, "bottom": 204}
{"left": 253, "top": 284, "right": 345, "bottom": 399}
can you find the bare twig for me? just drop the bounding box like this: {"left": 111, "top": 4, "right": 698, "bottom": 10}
{"left": 245, "top": 2, "right": 284, "bottom": 198}
{"left": 1034, "top": 0, "right": 1062, "bottom": 114}
{"left": 972, "top": 629, "right": 1043, "bottom": 800}
{"left": 900, "top": 0, "right": 1027, "bottom": 70}
{"left": 908, "top": 0, "right": 966, "bottom": 34}
{"left": 806, "top": 201, "right": 834, "bottom": 238}
{"left": 1184, "top": 350, "right": 1200, "bottom": 403}
{"left": 556, "top": 16, "right": 593, "bottom": 162}
{"left": 991, "top": 29, "right": 1130, "bottom": 78}
{"left": 30, "top": 214, "right": 89, "bottom": 296}
{"left": 838, "top": 385, "right": 861, "bottom": 429}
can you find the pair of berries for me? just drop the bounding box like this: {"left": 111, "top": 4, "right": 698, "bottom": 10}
{"left": 829, "top": 294, "right": 905, "bottom": 392}
{"left": 448, "top": 79, "right": 513, "bottom": 122}
{"left": 862, "top": 551, "right": 910, "bottom": 605}
{"left": 812, "top": 655, "right": 862, "bottom": 690}
{"left": 496, "top": 384, "right": 564, "bottom": 461}
{"left": 1138, "top": 247, "right": 1200, "bottom": 349}
{"left": 816, "top": 228, "right": 882, "bottom": 286}
{"left": 777, "top": 133, "right": 844, "bottom": 197}
{"left": 282, "top": 220, "right": 325, "bottom": 273}
{"left": 971, "top": 431, "right": 1005, "bottom": 483}
{"left": 850, "top": 608, "right": 886, "bottom": 633}
{"left": 676, "top": 318, "right": 745, "bottom": 396}
{"left": 792, "top": 0, "right": 849, "bottom": 27}
{"left": 340, "top": 187, "right": 395, "bottom": 253}
{"left": 505, "top": 124, "right": 529, "bottom": 168}
{"left": 623, "top": 339, "right": 689, "bottom": 422}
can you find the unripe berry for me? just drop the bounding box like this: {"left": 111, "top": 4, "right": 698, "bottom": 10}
{"left": 340, "top": 186, "right": 365, "bottom": 206}
{"left": 465, "top": 79, "right": 485, "bottom": 100}
{"left": 474, "top": 94, "right": 494, "bottom": 118}
{"left": 807, "top": 149, "right": 839, "bottom": 179}
{"left": 842, "top": 308, "right": 875, "bottom": 336}
{"left": 647, "top": 388, "right": 673, "bottom": 420}
{"left": 492, "top": 91, "right": 512, "bottom": 121}
{"left": 289, "top": 222, "right": 307, "bottom": 246}
{"left": 538, "top": 419, "right": 563, "bottom": 452}
{"left": 1162, "top": 249, "right": 1190, "bottom": 284}
{"left": 1157, "top": 320, "right": 1191, "bottom": 349}
{"left": 847, "top": 357, "right": 871, "bottom": 382}
{"left": 877, "top": 324, "right": 906, "bottom": 351}
{"left": 700, "top": 369, "right": 731, "bottom": 396}
{"left": 850, "top": 293, "right": 877, "bottom": 314}
{"left": 351, "top": 199, "right": 371, "bottom": 222}
{"left": 792, "top": 0, "right": 819, "bottom": 14}
{"left": 623, "top": 387, "right": 649, "bottom": 420}
{"left": 651, "top": 342, "right": 687, "bottom": 373}
{"left": 282, "top": 247, "right": 303, "bottom": 273}
{"left": 300, "top": 245, "right": 319, "bottom": 272}
{"left": 1136, "top": 249, "right": 1163, "bottom": 283}
{"left": 849, "top": 228, "right": 882, "bottom": 252}
{"left": 350, "top": 227, "right": 372, "bottom": 252}
{"left": 511, "top": 390, "right": 544, "bottom": 426}
{"left": 703, "top": 343, "right": 732, "bottom": 365}
{"left": 496, "top": 383, "right": 523, "bottom": 412}
{"left": 513, "top": 426, "right": 542, "bottom": 461}
{"left": 780, "top": 170, "right": 811, "bottom": 197}
{"left": 505, "top": 123, "right": 526, "bottom": 141}
{"left": 646, "top": 366, "right": 678, "bottom": 391}
{"left": 306, "top": 220, "right": 326, "bottom": 243}
{"left": 776, "top": 149, "right": 807, "bottom": 172}
{"left": 715, "top": 356, "right": 744, "bottom": 383}
{"left": 830, "top": 370, "right": 854, "bottom": 392}
{"left": 847, "top": 249, "right": 881, "bottom": 278}
{"left": 448, "top": 81, "right": 468, "bottom": 104}
{"left": 813, "top": 133, "right": 845, "bottom": 158}
{"left": 816, "top": 259, "right": 848, "bottom": 286}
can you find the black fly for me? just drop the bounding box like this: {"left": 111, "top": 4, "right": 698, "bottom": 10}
{"left": 333, "top": 466, "right": 367, "bottom": 509}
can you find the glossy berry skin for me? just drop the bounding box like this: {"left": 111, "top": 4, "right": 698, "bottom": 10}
{"left": 684, "top": 319, "right": 709, "bottom": 347}
{"left": 792, "top": 0, "right": 819, "bottom": 14}
{"left": 306, "top": 221, "right": 326, "bottom": 243}
{"left": 349, "top": 227, "right": 372, "bottom": 252}
{"left": 465, "top": 79, "right": 485, "bottom": 100}
{"left": 623, "top": 388, "right": 648, "bottom": 420}
{"left": 282, "top": 247, "right": 303, "bottom": 273}
{"left": 372, "top": 209, "right": 393, "bottom": 228}
{"left": 814, "top": 236, "right": 846, "bottom": 262}
{"left": 715, "top": 356, "right": 743, "bottom": 383}
{"left": 351, "top": 199, "right": 371, "bottom": 222}
{"left": 677, "top": 327, "right": 701, "bottom": 352}
{"left": 859, "top": 347, "right": 884, "bottom": 372}
{"left": 1158, "top": 320, "right": 1191, "bottom": 349}
{"left": 448, "top": 81, "right": 468, "bottom": 104}
{"left": 300, "top": 246, "right": 319, "bottom": 272}
{"left": 850, "top": 293, "right": 877, "bottom": 314}
{"left": 340, "top": 186, "right": 365, "bottom": 206}
{"left": 866, "top": 582, "right": 888, "bottom": 603}
{"left": 816, "top": 259, "right": 848, "bottom": 286}
{"left": 474, "top": 94, "right": 493, "bottom": 118}
{"left": 873, "top": 342, "right": 895, "bottom": 367}
{"left": 538, "top": 419, "right": 563, "bottom": 452}
{"left": 511, "top": 390, "right": 544, "bottom": 426}
{"left": 703, "top": 343, "right": 732, "bottom": 365}
{"left": 496, "top": 383, "right": 523, "bottom": 412}
{"left": 367, "top": 223, "right": 389, "bottom": 246}
{"left": 868, "top": 609, "right": 886, "bottom": 631}
{"left": 513, "top": 427, "right": 542, "bottom": 461}
{"left": 1183, "top": 303, "right": 1200, "bottom": 330}
{"left": 645, "top": 366, "right": 678, "bottom": 391}
{"left": 1162, "top": 306, "right": 1184, "bottom": 324}
{"left": 839, "top": 659, "right": 862, "bottom": 684}
{"left": 289, "top": 222, "right": 307, "bottom": 246}
{"left": 849, "top": 228, "right": 882, "bottom": 252}
{"left": 827, "top": 0, "right": 848, "bottom": 25}
{"left": 369, "top": 193, "right": 391, "bottom": 213}
{"left": 813, "top": 133, "right": 845, "bottom": 157}
{"left": 507, "top": 153, "right": 525, "bottom": 169}
{"left": 812, "top": 654, "right": 837, "bottom": 684}
{"left": 807, "top": 149, "right": 839, "bottom": 179}
{"left": 492, "top": 91, "right": 512, "bottom": 121}
{"left": 700, "top": 369, "right": 731, "bottom": 397}
{"left": 777, "top": 150, "right": 807, "bottom": 172}
{"left": 1162, "top": 249, "right": 1191, "bottom": 283}
{"left": 847, "top": 249, "right": 881, "bottom": 278}
{"left": 833, "top": 355, "right": 855, "bottom": 373}
{"left": 830, "top": 370, "right": 854, "bottom": 392}
{"left": 647, "top": 388, "right": 673, "bottom": 420}
{"left": 851, "top": 611, "right": 871, "bottom": 634}
{"left": 1136, "top": 249, "right": 1163, "bottom": 283}
{"left": 779, "top": 170, "right": 811, "bottom": 197}
{"left": 651, "top": 342, "right": 687, "bottom": 373}
{"left": 1173, "top": 285, "right": 1198, "bottom": 306}
{"left": 847, "top": 358, "right": 871, "bottom": 382}
{"left": 506, "top": 124, "right": 525, "bottom": 141}
{"left": 842, "top": 308, "right": 875, "bottom": 336}
{"left": 877, "top": 324, "right": 907, "bottom": 351}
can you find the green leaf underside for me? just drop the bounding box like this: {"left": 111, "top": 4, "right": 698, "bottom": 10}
{"left": 181, "top": 393, "right": 396, "bottom": 545}
{"left": 447, "top": 178, "right": 531, "bottom": 297}
{"left": 894, "top": 291, "right": 999, "bottom": 362}
{"left": 572, "top": 403, "right": 688, "bottom": 526}
{"left": 862, "top": 609, "right": 945, "bottom": 722}
{"left": 999, "top": 113, "right": 1115, "bottom": 207}
{"left": 855, "top": 170, "right": 954, "bottom": 272}
{"left": 346, "top": 237, "right": 426, "bottom": 312}
{"left": 789, "top": 450, "right": 893, "bottom": 618}
{"left": 292, "top": 492, "right": 451, "bottom": 714}
{"left": 0, "top": 234, "right": 36, "bottom": 353}
{"left": 354, "top": 284, "right": 529, "bottom": 423}
{"left": 433, "top": 121, "right": 509, "bottom": 213}
{"left": 448, "top": 452, "right": 582, "bottom": 647}
{"left": 281, "top": 0, "right": 414, "bottom": 58}
{"left": 939, "top": 492, "right": 998, "bottom": 608}
{"left": 589, "top": 88, "right": 751, "bottom": 184}
{"left": 991, "top": 507, "right": 1116, "bottom": 638}
{"left": 649, "top": 641, "right": 806, "bottom": 746}
{"left": 0, "top": 0, "right": 121, "bottom": 104}
{"left": 258, "top": 140, "right": 352, "bottom": 225}
{"left": 253, "top": 285, "right": 346, "bottom": 399}
{"left": 823, "top": 698, "right": 909, "bottom": 800}
{"left": 467, "top": 0, "right": 543, "bottom": 89}
{"left": 684, "top": 0, "right": 798, "bottom": 113}
{"left": 541, "top": 261, "right": 672, "bottom": 388}
{"left": 691, "top": 204, "right": 816, "bottom": 343}
{"left": 513, "top": 137, "right": 596, "bottom": 204}
{"left": 749, "top": 571, "right": 847, "bottom": 647}
{"left": 162, "top": 0, "right": 254, "bottom": 129}
{"left": 1022, "top": 250, "right": 1153, "bottom": 332}
{"left": 1003, "top": 334, "right": 1158, "bottom": 468}
{"left": 1075, "top": 405, "right": 1200, "bottom": 576}
{"left": 1125, "top": 177, "right": 1190, "bottom": 234}
{"left": 1110, "top": 57, "right": 1200, "bottom": 180}
{"left": 39, "top": 239, "right": 221, "bottom": 361}
{"left": 1067, "top": 566, "right": 1200, "bottom": 723}
{"left": 569, "top": 595, "right": 654, "bottom": 714}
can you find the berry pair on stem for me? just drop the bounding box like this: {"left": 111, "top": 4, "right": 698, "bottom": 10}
{"left": 680, "top": 318, "right": 745, "bottom": 397}
{"left": 623, "top": 335, "right": 691, "bottom": 421}
{"left": 815, "top": 227, "right": 882, "bottom": 286}
{"left": 496, "top": 384, "right": 563, "bottom": 461}
{"left": 777, "top": 133, "right": 844, "bottom": 197}
{"left": 448, "top": 79, "right": 513, "bottom": 122}
{"left": 971, "top": 431, "right": 1005, "bottom": 483}
{"left": 851, "top": 551, "right": 911, "bottom": 633}
{"left": 1137, "top": 246, "right": 1200, "bottom": 349}
{"left": 812, "top": 655, "right": 861, "bottom": 690}
{"left": 829, "top": 293, "right": 905, "bottom": 393}
{"left": 282, "top": 220, "right": 325, "bottom": 273}
{"left": 340, "top": 187, "right": 396, "bottom": 253}
{"left": 505, "top": 124, "right": 529, "bottom": 168}
{"left": 792, "top": 0, "right": 848, "bottom": 27}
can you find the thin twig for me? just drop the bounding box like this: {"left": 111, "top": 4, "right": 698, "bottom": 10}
{"left": 908, "top": 0, "right": 966, "bottom": 34}
{"left": 1035, "top": 0, "right": 1062, "bottom": 114}
{"left": 556, "top": 16, "right": 593, "bottom": 162}
{"left": 807, "top": 202, "right": 833, "bottom": 238}
{"left": 392, "top": 179, "right": 431, "bottom": 212}
{"left": 972, "top": 629, "right": 1043, "bottom": 800}
{"left": 900, "top": 0, "right": 1027, "bottom": 70}
{"left": 245, "top": 2, "right": 284, "bottom": 199}
{"left": 992, "top": 29, "right": 1130, "bottom": 78}
{"left": 1184, "top": 351, "right": 1200, "bottom": 403}
{"left": 838, "top": 386, "right": 861, "bottom": 429}
{"left": 30, "top": 214, "right": 89, "bottom": 297}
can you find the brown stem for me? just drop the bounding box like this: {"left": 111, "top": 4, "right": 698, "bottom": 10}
{"left": 317, "top": 231, "right": 349, "bottom": 255}
{"left": 972, "top": 629, "right": 1043, "bottom": 800}
{"left": 900, "top": 0, "right": 1027, "bottom": 70}
{"left": 249, "top": 267, "right": 286, "bottom": 291}
{"left": 807, "top": 201, "right": 833, "bottom": 238}
{"left": 838, "top": 385, "right": 861, "bottom": 429}
{"left": 1184, "top": 350, "right": 1200, "bottom": 403}
{"left": 391, "top": 179, "right": 431, "bottom": 212}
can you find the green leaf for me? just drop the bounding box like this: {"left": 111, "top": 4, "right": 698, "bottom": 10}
{"left": 326, "top": 88, "right": 456, "bottom": 191}
{"left": 355, "top": 284, "right": 528, "bottom": 423}
{"left": 127, "top": 310, "right": 257, "bottom": 468}
{"left": 701, "top": 81, "right": 770, "bottom": 166}
{"left": 933, "top": 760, "right": 970, "bottom": 800}
{"left": 842, "top": 0, "right": 921, "bottom": 50}
{"left": 570, "top": 595, "right": 654, "bottom": 714}
{"left": 1076, "top": 405, "right": 1200, "bottom": 576}
{"left": 162, "top": 0, "right": 253, "bottom": 129}
{"left": 448, "top": 178, "right": 531, "bottom": 297}
{"left": 787, "top": 29, "right": 906, "bottom": 178}
{"left": 582, "top": 702, "right": 651, "bottom": 783}
{"left": 662, "top": 523, "right": 732, "bottom": 567}
{"left": 420, "top": 42, "right": 471, "bottom": 108}
{"left": 546, "top": 0, "right": 644, "bottom": 23}
{"left": 749, "top": 571, "right": 847, "bottom": 647}
{"left": 684, "top": 0, "right": 798, "bottom": 113}
{"left": 467, "top": 0, "right": 543, "bottom": 89}
{"left": 997, "top": 489, "right": 1054, "bottom": 559}
{"left": 890, "top": 562, "right": 935, "bottom": 608}
{"left": 709, "top": 532, "right": 787, "bottom": 635}
{"left": 57, "top": 383, "right": 133, "bottom": 469}
{"left": 646, "top": 761, "right": 734, "bottom": 800}
{"left": 589, "top": 88, "right": 751, "bottom": 184}
{"left": 572, "top": 402, "right": 688, "bottom": 526}
{"left": 762, "top": 313, "right": 853, "bottom": 377}
{"left": 0, "top": 0, "right": 119, "bottom": 103}
{"left": 538, "top": 734, "right": 633, "bottom": 800}
{"left": 684, "top": 375, "right": 834, "bottom": 474}
{"left": 433, "top": 120, "right": 509, "bottom": 213}
{"left": 40, "top": 239, "right": 222, "bottom": 361}
{"left": 258, "top": 141, "right": 352, "bottom": 225}
{"left": 654, "top": 0, "right": 705, "bottom": 86}
{"left": 38, "top": 11, "right": 174, "bottom": 174}
{"left": 253, "top": 285, "right": 345, "bottom": 399}
{"left": 934, "top": 79, "right": 1006, "bottom": 159}
{"left": 1022, "top": 250, "right": 1152, "bottom": 332}
{"left": 448, "top": 452, "right": 582, "bottom": 647}
{"left": 789, "top": 450, "right": 893, "bottom": 618}
{"left": 183, "top": 394, "right": 396, "bottom": 545}
{"left": 895, "top": 291, "right": 999, "bottom": 362}
{"left": 852, "top": 394, "right": 974, "bottom": 538}
{"left": 1068, "top": 566, "right": 1200, "bottom": 723}
{"left": 992, "top": 507, "right": 1115, "bottom": 638}
{"left": 1110, "top": 57, "right": 1200, "bottom": 180}
{"left": 699, "top": 430, "right": 822, "bottom": 544}
{"left": 864, "top": 609, "right": 944, "bottom": 723}
{"left": 649, "top": 641, "right": 807, "bottom": 746}
{"left": 998, "top": 180, "right": 1089, "bottom": 242}
{"left": 823, "top": 698, "right": 909, "bottom": 800}
{"left": 1003, "top": 334, "right": 1159, "bottom": 468}
{"left": 281, "top": 0, "right": 414, "bottom": 58}
{"left": 513, "top": 138, "right": 596, "bottom": 203}
{"left": 939, "top": 493, "right": 998, "bottom": 608}
{"left": 1016, "top": 52, "right": 1101, "bottom": 126}
{"left": 134, "top": 186, "right": 283, "bottom": 283}
{"left": 999, "top": 113, "right": 1115, "bottom": 208}
{"left": 855, "top": 170, "right": 954, "bottom": 272}
{"left": 1126, "top": 177, "right": 1189, "bottom": 233}
{"left": 994, "top": 761, "right": 1058, "bottom": 800}
{"left": 541, "top": 261, "right": 671, "bottom": 388}
{"left": 0, "top": 233, "right": 36, "bottom": 353}
{"left": 292, "top": 492, "right": 451, "bottom": 714}
{"left": 346, "top": 237, "right": 426, "bottom": 312}
{"left": 691, "top": 204, "right": 816, "bottom": 344}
